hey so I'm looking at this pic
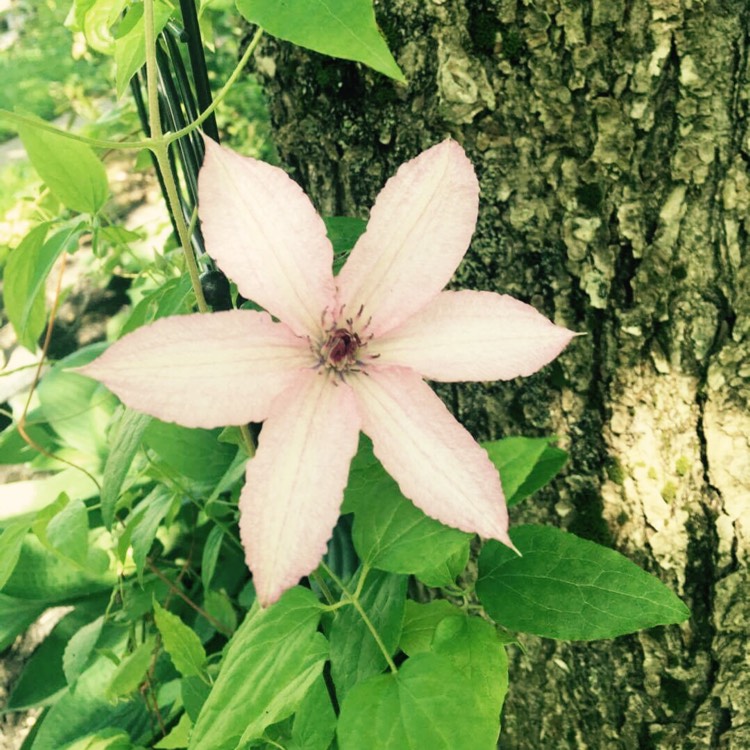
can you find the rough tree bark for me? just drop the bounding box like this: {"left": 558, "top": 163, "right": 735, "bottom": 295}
{"left": 247, "top": 1, "right": 749, "bottom": 747}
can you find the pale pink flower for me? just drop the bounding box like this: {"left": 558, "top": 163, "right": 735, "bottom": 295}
{"left": 79, "top": 138, "right": 574, "bottom": 606}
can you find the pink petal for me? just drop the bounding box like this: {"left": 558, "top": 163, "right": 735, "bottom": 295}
{"left": 240, "top": 370, "right": 361, "bottom": 606}
{"left": 350, "top": 366, "right": 513, "bottom": 546}
{"left": 198, "top": 137, "right": 336, "bottom": 337}
{"left": 336, "top": 140, "right": 479, "bottom": 337}
{"left": 371, "top": 291, "right": 575, "bottom": 381}
{"left": 77, "top": 311, "right": 312, "bottom": 428}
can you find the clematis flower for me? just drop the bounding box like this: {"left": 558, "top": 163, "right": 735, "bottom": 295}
{"left": 79, "top": 138, "right": 574, "bottom": 606}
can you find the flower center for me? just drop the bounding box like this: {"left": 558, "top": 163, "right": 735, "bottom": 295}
{"left": 325, "top": 328, "right": 361, "bottom": 367}
{"left": 313, "top": 304, "right": 379, "bottom": 377}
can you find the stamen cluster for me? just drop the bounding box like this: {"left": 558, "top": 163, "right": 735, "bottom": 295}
{"left": 315, "top": 304, "right": 376, "bottom": 376}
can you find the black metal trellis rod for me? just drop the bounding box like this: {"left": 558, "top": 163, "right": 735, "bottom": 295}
{"left": 129, "top": 0, "right": 235, "bottom": 306}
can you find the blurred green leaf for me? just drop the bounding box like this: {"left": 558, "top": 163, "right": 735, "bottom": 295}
{"left": 324, "top": 216, "right": 366, "bottom": 275}
{"left": 38, "top": 345, "right": 118, "bottom": 458}
{"left": 477, "top": 525, "right": 691, "bottom": 640}
{"left": 114, "top": 1, "right": 173, "bottom": 98}
{"left": 30, "top": 628, "right": 152, "bottom": 750}
{"left": 188, "top": 588, "right": 327, "bottom": 750}
{"left": 8, "top": 601, "right": 106, "bottom": 710}
{"left": 143, "top": 421, "right": 237, "bottom": 487}
{"left": 106, "top": 637, "right": 156, "bottom": 700}
{"left": 101, "top": 408, "right": 152, "bottom": 529}
{"left": 0, "top": 594, "right": 44, "bottom": 651}
{"left": 154, "top": 713, "right": 192, "bottom": 749}
{"left": 58, "top": 728, "right": 140, "bottom": 750}
{"left": 202, "top": 589, "right": 237, "bottom": 636}
{"left": 153, "top": 601, "right": 207, "bottom": 678}
{"left": 18, "top": 120, "right": 109, "bottom": 213}
{"left": 2, "top": 530, "right": 116, "bottom": 602}
{"left": 337, "top": 653, "right": 498, "bottom": 749}
{"left": 236, "top": 0, "right": 405, "bottom": 82}
{"left": 120, "top": 276, "right": 193, "bottom": 336}
{"left": 200, "top": 525, "right": 223, "bottom": 590}
{"left": 4, "top": 223, "right": 47, "bottom": 351}
{"left": 71, "top": 0, "right": 130, "bottom": 54}
{"left": 0, "top": 420, "right": 55, "bottom": 465}
{"left": 64, "top": 616, "right": 105, "bottom": 685}
{"left": 0, "top": 520, "right": 30, "bottom": 589}
{"left": 124, "top": 487, "right": 174, "bottom": 582}
{"left": 34, "top": 494, "right": 89, "bottom": 566}
{"left": 181, "top": 675, "right": 210, "bottom": 724}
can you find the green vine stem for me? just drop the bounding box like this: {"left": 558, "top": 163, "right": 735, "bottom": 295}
{"left": 144, "top": 0, "right": 207, "bottom": 312}
{"left": 320, "top": 562, "right": 398, "bottom": 674}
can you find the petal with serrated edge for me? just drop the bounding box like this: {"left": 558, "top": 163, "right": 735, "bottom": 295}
{"left": 240, "top": 370, "right": 361, "bottom": 607}
{"left": 76, "top": 311, "right": 311, "bottom": 428}
{"left": 350, "top": 366, "right": 514, "bottom": 547}
{"left": 198, "top": 136, "right": 336, "bottom": 337}
{"left": 371, "top": 290, "right": 575, "bottom": 382}
{"left": 336, "top": 140, "right": 479, "bottom": 337}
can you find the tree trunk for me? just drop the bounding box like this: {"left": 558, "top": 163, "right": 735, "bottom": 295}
{"left": 249, "top": 1, "right": 750, "bottom": 746}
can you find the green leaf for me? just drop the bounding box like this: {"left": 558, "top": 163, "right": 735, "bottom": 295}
{"left": 4, "top": 223, "right": 48, "bottom": 351}
{"left": 114, "top": 1, "right": 174, "bottom": 98}
{"left": 154, "top": 713, "right": 192, "bottom": 749}
{"left": 431, "top": 616, "right": 508, "bottom": 728}
{"left": 143, "top": 420, "right": 237, "bottom": 487}
{"left": 477, "top": 525, "right": 692, "bottom": 640}
{"left": 413, "top": 541, "right": 470, "bottom": 588}
{"left": 236, "top": 0, "right": 405, "bottom": 82}
{"left": 0, "top": 420, "right": 54, "bottom": 465}
{"left": 188, "top": 588, "right": 327, "bottom": 750}
{"left": 58, "top": 728, "right": 139, "bottom": 750}
{"left": 0, "top": 594, "right": 45, "bottom": 651}
{"left": 515, "top": 445, "right": 567, "bottom": 501}
{"left": 330, "top": 569, "right": 406, "bottom": 700}
{"left": 106, "top": 637, "right": 156, "bottom": 700}
{"left": 2, "top": 530, "right": 116, "bottom": 602}
{"left": 29, "top": 629, "right": 152, "bottom": 750}
{"left": 181, "top": 676, "right": 210, "bottom": 723}
{"left": 346, "top": 438, "right": 471, "bottom": 581}
{"left": 101, "top": 408, "right": 152, "bottom": 529}
{"left": 8, "top": 602, "right": 106, "bottom": 710}
{"left": 324, "top": 216, "right": 366, "bottom": 275}
{"left": 153, "top": 601, "right": 207, "bottom": 678}
{"left": 120, "top": 276, "right": 193, "bottom": 336}
{"left": 79, "top": 0, "right": 130, "bottom": 54}
{"left": 200, "top": 525, "right": 223, "bottom": 590}
{"left": 63, "top": 616, "right": 105, "bottom": 685}
{"left": 399, "top": 599, "right": 463, "bottom": 656}
{"left": 17, "top": 120, "right": 109, "bottom": 213}
{"left": 289, "top": 676, "right": 336, "bottom": 750}
{"left": 484, "top": 436, "right": 568, "bottom": 506}
{"left": 0, "top": 521, "right": 30, "bottom": 589}
{"left": 125, "top": 487, "right": 174, "bottom": 582}
{"left": 202, "top": 588, "right": 237, "bottom": 635}
{"left": 36, "top": 495, "right": 90, "bottom": 566}
{"left": 38, "top": 345, "right": 118, "bottom": 458}
{"left": 337, "top": 652, "right": 498, "bottom": 750}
